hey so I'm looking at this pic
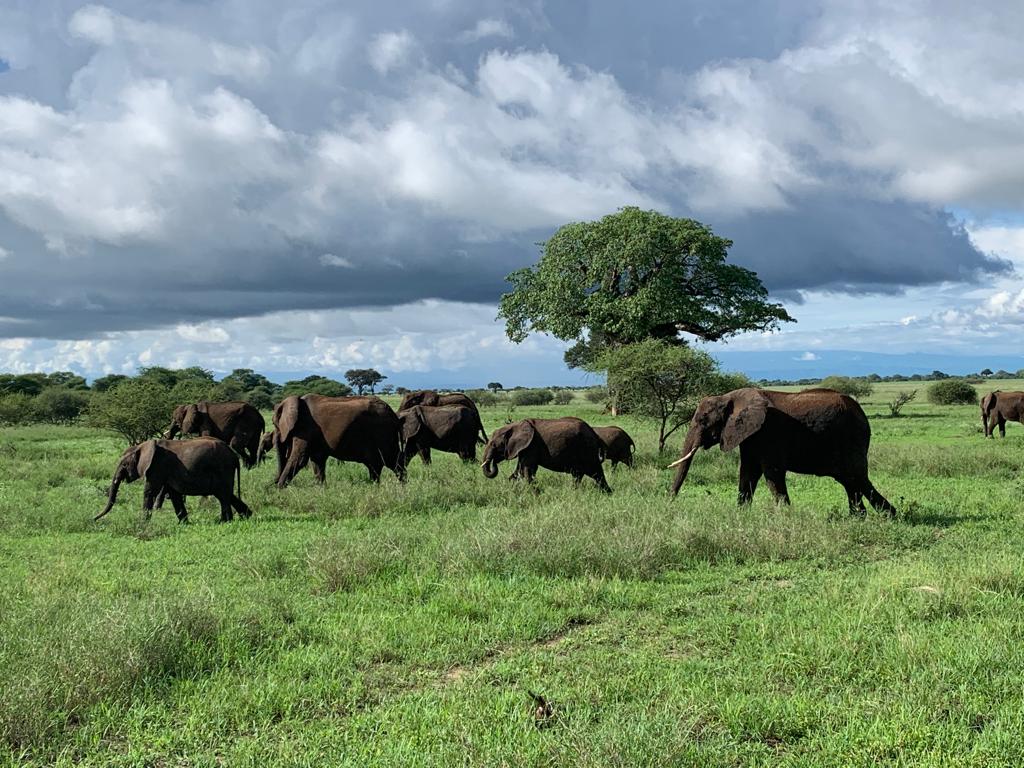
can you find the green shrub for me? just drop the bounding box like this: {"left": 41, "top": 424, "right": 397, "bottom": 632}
{"left": 88, "top": 378, "right": 177, "bottom": 444}
{"left": 927, "top": 379, "right": 978, "bottom": 405}
{"left": 816, "top": 376, "right": 873, "bottom": 399}
{"left": 33, "top": 387, "right": 90, "bottom": 424}
{"left": 584, "top": 387, "right": 608, "bottom": 404}
{"left": 0, "top": 394, "right": 35, "bottom": 426}
{"left": 465, "top": 389, "right": 498, "bottom": 407}
{"left": 551, "top": 390, "right": 574, "bottom": 405}
{"left": 511, "top": 389, "right": 554, "bottom": 406}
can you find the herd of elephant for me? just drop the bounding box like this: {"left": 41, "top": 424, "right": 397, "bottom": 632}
{"left": 94, "top": 386, "right": 1024, "bottom": 524}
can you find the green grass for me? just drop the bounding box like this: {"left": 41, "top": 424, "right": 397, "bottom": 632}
{"left": 2, "top": 380, "right": 1024, "bottom": 765}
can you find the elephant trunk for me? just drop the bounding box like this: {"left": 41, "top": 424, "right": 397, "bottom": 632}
{"left": 96, "top": 465, "right": 126, "bottom": 520}
{"left": 481, "top": 458, "right": 499, "bottom": 479}
{"left": 165, "top": 422, "right": 179, "bottom": 440}
{"left": 669, "top": 430, "right": 701, "bottom": 497}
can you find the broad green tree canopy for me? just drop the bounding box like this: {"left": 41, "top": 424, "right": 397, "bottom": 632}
{"left": 499, "top": 207, "right": 794, "bottom": 364}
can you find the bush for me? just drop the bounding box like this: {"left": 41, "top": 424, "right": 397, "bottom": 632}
{"left": 817, "top": 376, "right": 873, "bottom": 399}
{"left": 927, "top": 379, "right": 978, "bottom": 405}
{"left": 584, "top": 387, "right": 608, "bottom": 404}
{"left": 551, "top": 390, "right": 574, "bottom": 405}
{"left": 511, "top": 389, "right": 554, "bottom": 406}
{"left": 0, "top": 394, "right": 35, "bottom": 426}
{"left": 465, "top": 389, "right": 498, "bottom": 407}
{"left": 88, "top": 379, "right": 177, "bottom": 444}
{"left": 33, "top": 387, "right": 90, "bottom": 424}
{"left": 887, "top": 389, "right": 917, "bottom": 417}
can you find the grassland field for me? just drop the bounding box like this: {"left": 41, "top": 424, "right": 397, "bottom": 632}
{"left": 3, "top": 379, "right": 1024, "bottom": 766}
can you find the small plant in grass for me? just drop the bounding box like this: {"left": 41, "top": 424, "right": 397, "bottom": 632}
{"left": 887, "top": 389, "right": 917, "bottom": 417}
{"left": 927, "top": 379, "right": 977, "bottom": 405}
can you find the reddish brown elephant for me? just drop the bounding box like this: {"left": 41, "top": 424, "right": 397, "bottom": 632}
{"left": 273, "top": 395, "right": 404, "bottom": 488}
{"left": 593, "top": 426, "right": 635, "bottom": 468}
{"left": 96, "top": 437, "right": 250, "bottom": 523}
{"left": 481, "top": 417, "right": 610, "bottom": 492}
{"left": 166, "top": 401, "right": 266, "bottom": 469}
{"left": 399, "top": 390, "right": 487, "bottom": 441}
{"left": 670, "top": 387, "right": 895, "bottom": 516}
{"left": 981, "top": 390, "right": 1024, "bottom": 437}
{"left": 398, "top": 404, "right": 484, "bottom": 465}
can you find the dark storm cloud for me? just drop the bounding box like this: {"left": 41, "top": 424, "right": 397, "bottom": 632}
{"left": 0, "top": 0, "right": 1020, "bottom": 345}
{"left": 718, "top": 195, "right": 1012, "bottom": 294}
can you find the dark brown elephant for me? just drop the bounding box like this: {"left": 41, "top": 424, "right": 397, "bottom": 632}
{"left": 257, "top": 430, "right": 275, "bottom": 463}
{"left": 593, "top": 426, "right": 635, "bottom": 468}
{"left": 166, "top": 401, "right": 266, "bottom": 469}
{"left": 273, "top": 395, "right": 405, "bottom": 488}
{"left": 981, "top": 390, "right": 1024, "bottom": 437}
{"left": 96, "top": 437, "right": 251, "bottom": 523}
{"left": 670, "top": 387, "right": 895, "bottom": 516}
{"left": 481, "top": 417, "right": 611, "bottom": 492}
{"left": 399, "top": 390, "right": 487, "bottom": 441}
{"left": 399, "top": 405, "right": 483, "bottom": 465}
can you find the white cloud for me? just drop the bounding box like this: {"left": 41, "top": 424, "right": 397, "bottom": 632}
{"left": 0, "top": 246, "right": 10, "bottom": 261}
{"left": 319, "top": 253, "right": 354, "bottom": 268}
{"left": 368, "top": 30, "right": 415, "bottom": 75}
{"left": 796, "top": 351, "right": 818, "bottom": 361}
{"left": 459, "top": 18, "right": 514, "bottom": 43}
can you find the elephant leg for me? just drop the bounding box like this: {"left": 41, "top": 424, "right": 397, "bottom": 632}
{"left": 217, "top": 495, "right": 233, "bottom": 523}
{"left": 231, "top": 494, "right": 252, "bottom": 519}
{"left": 863, "top": 480, "right": 897, "bottom": 518}
{"left": 419, "top": 447, "right": 432, "bottom": 465}
{"left": 763, "top": 468, "right": 791, "bottom": 506}
{"left": 311, "top": 457, "right": 327, "bottom": 484}
{"left": 277, "top": 438, "right": 309, "bottom": 489}
{"left": 737, "top": 458, "right": 762, "bottom": 505}
{"left": 365, "top": 456, "right": 384, "bottom": 482}
{"left": 590, "top": 466, "right": 612, "bottom": 494}
{"left": 168, "top": 491, "right": 189, "bottom": 523}
{"left": 999, "top": 417, "right": 1007, "bottom": 437}
{"left": 842, "top": 480, "right": 866, "bottom": 517}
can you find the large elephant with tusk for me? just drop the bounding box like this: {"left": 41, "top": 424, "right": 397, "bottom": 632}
{"left": 669, "top": 387, "right": 895, "bottom": 516}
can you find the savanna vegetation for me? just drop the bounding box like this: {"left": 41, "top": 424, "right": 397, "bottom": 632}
{"left": 3, "top": 379, "right": 1024, "bottom": 766}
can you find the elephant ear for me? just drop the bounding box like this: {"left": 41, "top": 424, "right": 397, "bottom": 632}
{"left": 275, "top": 397, "right": 301, "bottom": 444}
{"left": 136, "top": 440, "right": 159, "bottom": 479}
{"left": 721, "top": 393, "right": 770, "bottom": 452}
{"left": 506, "top": 420, "right": 537, "bottom": 459}
{"left": 181, "top": 405, "right": 200, "bottom": 434}
{"left": 402, "top": 408, "right": 424, "bottom": 441}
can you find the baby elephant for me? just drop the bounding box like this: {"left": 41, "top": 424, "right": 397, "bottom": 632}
{"left": 399, "top": 404, "right": 484, "bottom": 465}
{"left": 593, "top": 426, "right": 635, "bottom": 468}
{"left": 480, "top": 417, "right": 611, "bottom": 492}
{"left": 96, "top": 437, "right": 252, "bottom": 523}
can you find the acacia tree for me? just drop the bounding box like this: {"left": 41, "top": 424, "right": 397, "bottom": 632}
{"left": 602, "top": 340, "right": 751, "bottom": 452}
{"left": 499, "top": 207, "right": 793, "bottom": 365}
{"left": 345, "top": 369, "right": 386, "bottom": 395}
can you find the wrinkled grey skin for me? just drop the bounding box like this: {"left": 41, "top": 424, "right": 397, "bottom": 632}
{"left": 399, "top": 390, "right": 487, "bottom": 442}
{"left": 480, "top": 417, "right": 611, "bottom": 493}
{"left": 273, "top": 395, "right": 405, "bottom": 488}
{"left": 166, "top": 401, "right": 266, "bottom": 469}
{"left": 593, "top": 426, "right": 635, "bottom": 468}
{"left": 97, "top": 437, "right": 251, "bottom": 523}
{"left": 981, "top": 390, "right": 1024, "bottom": 437}
{"left": 398, "top": 404, "right": 485, "bottom": 466}
{"left": 670, "top": 387, "right": 895, "bottom": 516}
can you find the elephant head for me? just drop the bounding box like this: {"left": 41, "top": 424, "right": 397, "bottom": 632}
{"left": 670, "top": 389, "right": 770, "bottom": 496}
{"left": 480, "top": 420, "right": 536, "bottom": 478}
{"left": 257, "top": 431, "right": 275, "bottom": 464}
{"left": 95, "top": 440, "right": 159, "bottom": 519}
{"left": 166, "top": 402, "right": 208, "bottom": 439}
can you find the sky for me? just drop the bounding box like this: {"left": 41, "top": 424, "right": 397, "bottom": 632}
{"left": 1, "top": 1, "right": 1024, "bottom": 385}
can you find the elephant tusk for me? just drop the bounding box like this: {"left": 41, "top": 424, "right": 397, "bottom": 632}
{"left": 667, "top": 447, "right": 698, "bottom": 469}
